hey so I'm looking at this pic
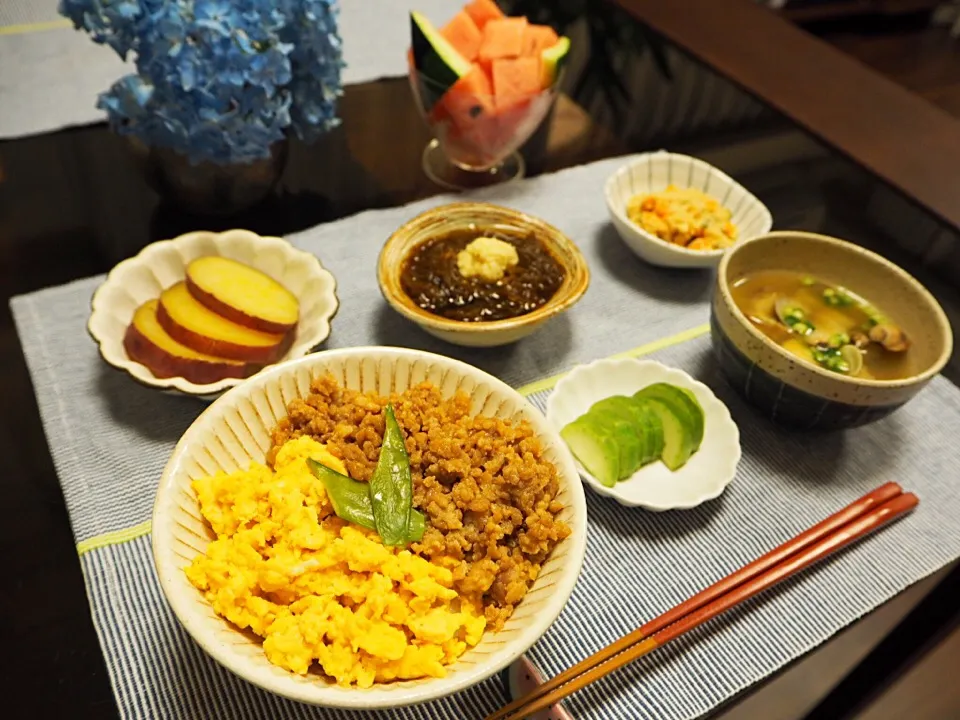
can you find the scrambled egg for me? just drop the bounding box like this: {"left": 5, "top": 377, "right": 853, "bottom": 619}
{"left": 456, "top": 236, "right": 519, "bottom": 282}
{"left": 626, "top": 184, "right": 738, "bottom": 251}
{"left": 185, "top": 435, "right": 486, "bottom": 688}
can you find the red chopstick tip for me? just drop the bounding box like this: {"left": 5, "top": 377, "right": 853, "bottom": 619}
{"left": 862, "top": 492, "right": 918, "bottom": 528}
{"left": 896, "top": 492, "right": 919, "bottom": 509}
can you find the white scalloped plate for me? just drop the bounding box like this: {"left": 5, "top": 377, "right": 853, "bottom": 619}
{"left": 88, "top": 229, "right": 339, "bottom": 398}
{"left": 153, "top": 347, "right": 587, "bottom": 708}
{"left": 545, "top": 358, "right": 741, "bottom": 510}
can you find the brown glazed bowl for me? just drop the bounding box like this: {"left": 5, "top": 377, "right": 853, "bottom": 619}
{"left": 378, "top": 202, "right": 590, "bottom": 347}
{"left": 711, "top": 231, "right": 953, "bottom": 429}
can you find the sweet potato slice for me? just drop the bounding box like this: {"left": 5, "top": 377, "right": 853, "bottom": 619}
{"left": 185, "top": 256, "right": 299, "bottom": 334}
{"left": 124, "top": 300, "right": 256, "bottom": 384}
{"left": 158, "top": 282, "right": 293, "bottom": 363}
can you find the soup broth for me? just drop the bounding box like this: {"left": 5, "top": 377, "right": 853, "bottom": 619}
{"left": 731, "top": 270, "right": 912, "bottom": 380}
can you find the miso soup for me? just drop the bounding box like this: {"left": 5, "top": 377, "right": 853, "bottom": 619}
{"left": 730, "top": 270, "right": 912, "bottom": 380}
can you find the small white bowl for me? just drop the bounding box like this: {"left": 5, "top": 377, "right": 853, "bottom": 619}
{"left": 153, "top": 347, "right": 587, "bottom": 708}
{"left": 545, "top": 358, "right": 741, "bottom": 510}
{"left": 88, "top": 229, "right": 339, "bottom": 398}
{"left": 604, "top": 151, "right": 773, "bottom": 268}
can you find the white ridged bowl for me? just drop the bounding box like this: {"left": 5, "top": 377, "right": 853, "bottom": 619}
{"left": 153, "top": 347, "right": 587, "bottom": 709}
{"left": 605, "top": 151, "right": 773, "bottom": 268}
{"left": 88, "top": 229, "right": 339, "bottom": 398}
{"left": 545, "top": 358, "right": 741, "bottom": 510}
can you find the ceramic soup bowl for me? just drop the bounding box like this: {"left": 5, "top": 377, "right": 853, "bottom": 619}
{"left": 711, "top": 231, "right": 952, "bottom": 429}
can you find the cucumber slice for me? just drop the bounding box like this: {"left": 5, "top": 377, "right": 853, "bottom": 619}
{"left": 635, "top": 383, "right": 705, "bottom": 452}
{"left": 589, "top": 409, "right": 645, "bottom": 479}
{"left": 590, "top": 396, "right": 663, "bottom": 469}
{"left": 561, "top": 419, "right": 620, "bottom": 487}
{"left": 632, "top": 397, "right": 696, "bottom": 471}
{"left": 589, "top": 396, "right": 638, "bottom": 423}
{"left": 676, "top": 387, "right": 705, "bottom": 450}
{"left": 564, "top": 384, "right": 700, "bottom": 483}
{"left": 631, "top": 401, "right": 665, "bottom": 466}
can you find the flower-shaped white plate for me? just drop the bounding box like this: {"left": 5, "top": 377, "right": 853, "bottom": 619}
{"left": 88, "top": 229, "right": 339, "bottom": 398}
{"left": 545, "top": 358, "right": 741, "bottom": 510}
{"left": 605, "top": 150, "right": 773, "bottom": 268}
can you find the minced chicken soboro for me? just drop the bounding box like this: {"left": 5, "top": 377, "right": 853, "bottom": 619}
{"left": 269, "top": 375, "right": 571, "bottom": 630}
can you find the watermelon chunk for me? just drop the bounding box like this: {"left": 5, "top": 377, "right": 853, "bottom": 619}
{"left": 440, "top": 86, "right": 553, "bottom": 168}
{"left": 442, "top": 63, "right": 495, "bottom": 129}
{"left": 523, "top": 24, "right": 559, "bottom": 57}
{"left": 464, "top": 0, "right": 505, "bottom": 31}
{"left": 410, "top": 1, "right": 565, "bottom": 169}
{"left": 438, "top": 63, "right": 500, "bottom": 166}
{"left": 490, "top": 100, "right": 531, "bottom": 149}
{"left": 478, "top": 17, "right": 528, "bottom": 64}
{"left": 541, "top": 35, "right": 571, "bottom": 89}
{"left": 492, "top": 56, "right": 542, "bottom": 109}
{"left": 410, "top": 11, "right": 472, "bottom": 112}
{"left": 440, "top": 11, "right": 483, "bottom": 62}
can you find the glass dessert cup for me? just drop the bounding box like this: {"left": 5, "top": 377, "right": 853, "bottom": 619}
{"left": 409, "top": 68, "right": 560, "bottom": 191}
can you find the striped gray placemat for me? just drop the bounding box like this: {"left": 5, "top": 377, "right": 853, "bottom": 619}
{"left": 77, "top": 336, "right": 960, "bottom": 720}
{"left": 11, "top": 155, "right": 960, "bottom": 718}
{"left": 12, "top": 156, "right": 716, "bottom": 547}
{"left": 0, "top": 0, "right": 461, "bottom": 138}
{"left": 0, "top": 0, "right": 61, "bottom": 26}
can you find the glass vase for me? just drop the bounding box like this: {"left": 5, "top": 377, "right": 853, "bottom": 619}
{"left": 128, "top": 138, "right": 288, "bottom": 216}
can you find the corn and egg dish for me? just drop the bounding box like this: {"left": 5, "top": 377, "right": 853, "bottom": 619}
{"left": 185, "top": 435, "right": 486, "bottom": 688}
{"left": 626, "top": 184, "right": 738, "bottom": 251}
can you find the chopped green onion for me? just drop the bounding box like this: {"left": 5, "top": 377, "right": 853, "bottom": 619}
{"left": 828, "top": 332, "right": 851, "bottom": 348}
{"left": 862, "top": 306, "right": 885, "bottom": 328}
{"left": 812, "top": 345, "right": 851, "bottom": 374}
{"left": 822, "top": 287, "right": 853, "bottom": 307}
{"left": 777, "top": 300, "right": 816, "bottom": 335}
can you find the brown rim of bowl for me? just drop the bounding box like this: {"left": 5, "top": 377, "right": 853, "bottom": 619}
{"left": 717, "top": 230, "right": 954, "bottom": 388}
{"left": 377, "top": 202, "right": 590, "bottom": 334}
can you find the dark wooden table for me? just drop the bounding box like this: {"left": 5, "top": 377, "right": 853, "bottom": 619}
{"left": 2, "top": 2, "right": 958, "bottom": 717}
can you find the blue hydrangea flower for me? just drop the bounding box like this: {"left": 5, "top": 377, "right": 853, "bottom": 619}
{"left": 61, "top": 0, "right": 343, "bottom": 165}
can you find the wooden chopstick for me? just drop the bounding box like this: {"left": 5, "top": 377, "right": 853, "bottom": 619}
{"left": 487, "top": 482, "right": 902, "bottom": 720}
{"left": 493, "top": 491, "right": 918, "bottom": 720}
{"left": 486, "top": 483, "right": 914, "bottom": 720}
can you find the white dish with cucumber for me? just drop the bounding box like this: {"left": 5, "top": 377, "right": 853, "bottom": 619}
{"left": 546, "top": 358, "right": 741, "bottom": 510}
